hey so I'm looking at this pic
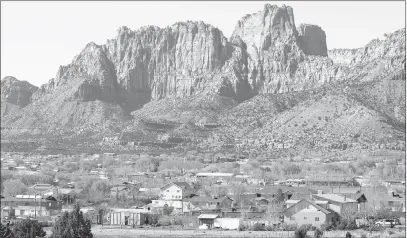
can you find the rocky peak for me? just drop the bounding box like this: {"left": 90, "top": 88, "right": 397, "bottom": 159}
{"left": 297, "top": 24, "right": 328, "bottom": 57}
{"left": 1, "top": 76, "right": 38, "bottom": 107}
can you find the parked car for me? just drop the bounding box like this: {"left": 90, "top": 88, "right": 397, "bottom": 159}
{"left": 375, "top": 219, "right": 395, "bottom": 227}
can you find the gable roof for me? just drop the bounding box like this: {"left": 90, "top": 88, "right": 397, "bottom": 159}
{"left": 283, "top": 199, "right": 333, "bottom": 217}
{"left": 161, "top": 182, "right": 193, "bottom": 191}
{"left": 337, "top": 193, "right": 367, "bottom": 202}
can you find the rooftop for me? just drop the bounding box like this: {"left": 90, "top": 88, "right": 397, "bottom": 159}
{"left": 313, "top": 194, "right": 357, "bottom": 203}
{"left": 197, "top": 214, "right": 219, "bottom": 219}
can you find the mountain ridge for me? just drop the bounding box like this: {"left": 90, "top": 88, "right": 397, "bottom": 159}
{"left": 1, "top": 4, "right": 405, "bottom": 154}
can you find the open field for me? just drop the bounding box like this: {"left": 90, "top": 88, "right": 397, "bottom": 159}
{"left": 43, "top": 226, "right": 406, "bottom": 238}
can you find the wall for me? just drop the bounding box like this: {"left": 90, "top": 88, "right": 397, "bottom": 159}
{"left": 161, "top": 185, "right": 185, "bottom": 200}
{"left": 214, "top": 218, "right": 241, "bottom": 230}
{"left": 284, "top": 206, "right": 328, "bottom": 228}
{"left": 108, "top": 211, "right": 145, "bottom": 226}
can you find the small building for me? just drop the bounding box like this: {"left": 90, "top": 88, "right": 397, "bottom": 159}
{"left": 198, "top": 214, "right": 219, "bottom": 229}
{"left": 108, "top": 209, "right": 146, "bottom": 226}
{"left": 186, "top": 196, "right": 233, "bottom": 210}
{"left": 1, "top": 195, "right": 62, "bottom": 219}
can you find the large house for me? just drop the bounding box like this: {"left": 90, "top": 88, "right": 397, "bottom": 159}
{"left": 312, "top": 193, "right": 359, "bottom": 216}
{"left": 283, "top": 199, "right": 339, "bottom": 228}
{"left": 160, "top": 182, "right": 194, "bottom": 200}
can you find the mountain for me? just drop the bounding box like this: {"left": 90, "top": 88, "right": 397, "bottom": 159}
{"left": 1, "top": 4, "right": 405, "bottom": 154}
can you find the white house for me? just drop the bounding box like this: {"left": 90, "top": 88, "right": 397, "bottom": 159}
{"left": 159, "top": 182, "right": 194, "bottom": 200}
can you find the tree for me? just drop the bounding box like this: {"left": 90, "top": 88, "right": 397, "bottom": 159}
{"left": 163, "top": 205, "right": 174, "bottom": 216}
{"left": 51, "top": 203, "right": 93, "bottom": 238}
{"left": 0, "top": 222, "right": 13, "bottom": 238}
{"left": 275, "top": 188, "right": 285, "bottom": 203}
{"left": 10, "top": 219, "right": 46, "bottom": 238}
{"left": 3, "top": 179, "right": 28, "bottom": 196}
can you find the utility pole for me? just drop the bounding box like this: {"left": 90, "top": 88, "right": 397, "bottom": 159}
{"left": 34, "top": 194, "right": 37, "bottom": 219}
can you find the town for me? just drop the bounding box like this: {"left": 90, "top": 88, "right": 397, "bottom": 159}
{"left": 0, "top": 150, "right": 405, "bottom": 237}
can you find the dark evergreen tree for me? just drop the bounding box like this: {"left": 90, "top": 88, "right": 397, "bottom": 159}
{"left": 51, "top": 203, "right": 93, "bottom": 238}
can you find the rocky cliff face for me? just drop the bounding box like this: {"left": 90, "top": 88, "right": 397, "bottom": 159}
{"left": 1, "top": 4, "right": 405, "bottom": 138}
{"left": 297, "top": 24, "right": 328, "bottom": 57}
{"left": 1, "top": 76, "right": 38, "bottom": 107}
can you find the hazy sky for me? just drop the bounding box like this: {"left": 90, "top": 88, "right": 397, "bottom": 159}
{"left": 1, "top": 1, "right": 405, "bottom": 86}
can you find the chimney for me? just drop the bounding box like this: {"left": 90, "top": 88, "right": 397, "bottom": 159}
{"left": 52, "top": 187, "right": 58, "bottom": 199}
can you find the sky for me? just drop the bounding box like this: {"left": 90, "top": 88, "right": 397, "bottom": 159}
{"left": 1, "top": 1, "right": 405, "bottom": 87}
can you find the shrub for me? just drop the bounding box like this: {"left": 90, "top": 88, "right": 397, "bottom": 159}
{"left": 294, "top": 226, "right": 308, "bottom": 238}
{"left": 281, "top": 223, "right": 298, "bottom": 231}
{"left": 251, "top": 223, "right": 265, "bottom": 231}
{"left": 321, "top": 222, "right": 334, "bottom": 231}
{"left": 360, "top": 234, "right": 367, "bottom": 238}
{"left": 314, "top": 228, "right": 323, "bottom": 238}
{"left": 265, "top": 225, "right": 275, "bottom": 231}
{"left": 345, "top": 231, "right": 352, "bottom": 238}
{"left": 145, "top": 214, "right": 159, "bottom": 226}
{"left": 238, "top": 224, "right": 246, "bottom": 231}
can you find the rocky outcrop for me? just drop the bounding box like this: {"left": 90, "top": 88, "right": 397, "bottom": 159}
{"left": 297, "top": 24, "right": 328, "bottom": 57}
{"left": 1, "top": 76, "right": 38, "bottom": 107}
{"left": 1, "top": 4, "right": 405, "bottom": 137}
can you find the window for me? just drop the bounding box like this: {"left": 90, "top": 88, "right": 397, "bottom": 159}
{"left": 167, "top": 190, "right": 169, "bottom": 192}
{"left": 20, "top": 210, "right": 25, "bottom": 215}
{"left": 304, "top": 217, "right": 307, "bottom": 220}
{"left": 177, "top": 190, "right": 180, "bottom": 193}
{"left": 336, "top": 218, "right": 340, "bottom": 222}
{"left": 315, "top": 217, "right": 319, "bottom": 221}
{"left": 49, "top": 203, "right": 52, "bottom": 206}
{"left": 290, "top": 217, "right": 295, "bottom": 221}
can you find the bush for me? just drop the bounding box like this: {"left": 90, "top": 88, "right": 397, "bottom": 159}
{"left": 314, "top": 228, "right": 323, "bottom": 238}
{"left": 320, "top": 222, "right": 334, "bottom": 231}
{"left": 238, "top": 224, "right": 246, "bottom": 231}
{"left": 281, "top": 223, "right": 298, "bottom": 231}
{"left": 345, "top": 231, "right": 352, "bottom": 238}
{"left": 360, "top": 234, "right": 367, "bottom": 238}
{"left": 294, "top": 226, "right": 308, "bottom": 238}
{"left": 265, "top": 225, "right": 275, "bottom": 231}
{"left": 145, "top": 214, "right": 159, "bottom": 226}
{"left": 251, "top": 223, "right": 265, "bottom": 231}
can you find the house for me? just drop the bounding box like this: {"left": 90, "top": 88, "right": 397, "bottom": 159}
{"left": 198, "top": 214, "right": 219, "bottom": 229}
{"left": 149, "top": 200, "right": 194, "bottom": 213}
{"left": 159, "top": 182, "right": 194, "bottom": 200}
{"left": 379, "top": 193, "right": 405, "bottom": 212}
{"left": 381, "top": 180, "right": 406, "bottom": 187}
{"left": 186, "top": 196, "right": 233, "bottom": 210}
{"left": 110, "top": 186, "right": 130, "bottom": 197}
{"left": 30, "top": 184, "right": 54, "bottom": 193}
{"left": 337, "top": 193, "right": 368, "bottom": 213}
{"left": 283, "top": 199, "right": 339, "bottom": 228}
{"left": 196, "top": 173, "right": 234, "bottom": 180}
{"left": 1, "top": 195, "right": 62, "bottom": 219}
{"left": 312, "top": 193, "right": 359, "bottom": 216}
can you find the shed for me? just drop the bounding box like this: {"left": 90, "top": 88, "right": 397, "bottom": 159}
{"left": 197, "top": 214, "right": 219, "bottom": 229}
